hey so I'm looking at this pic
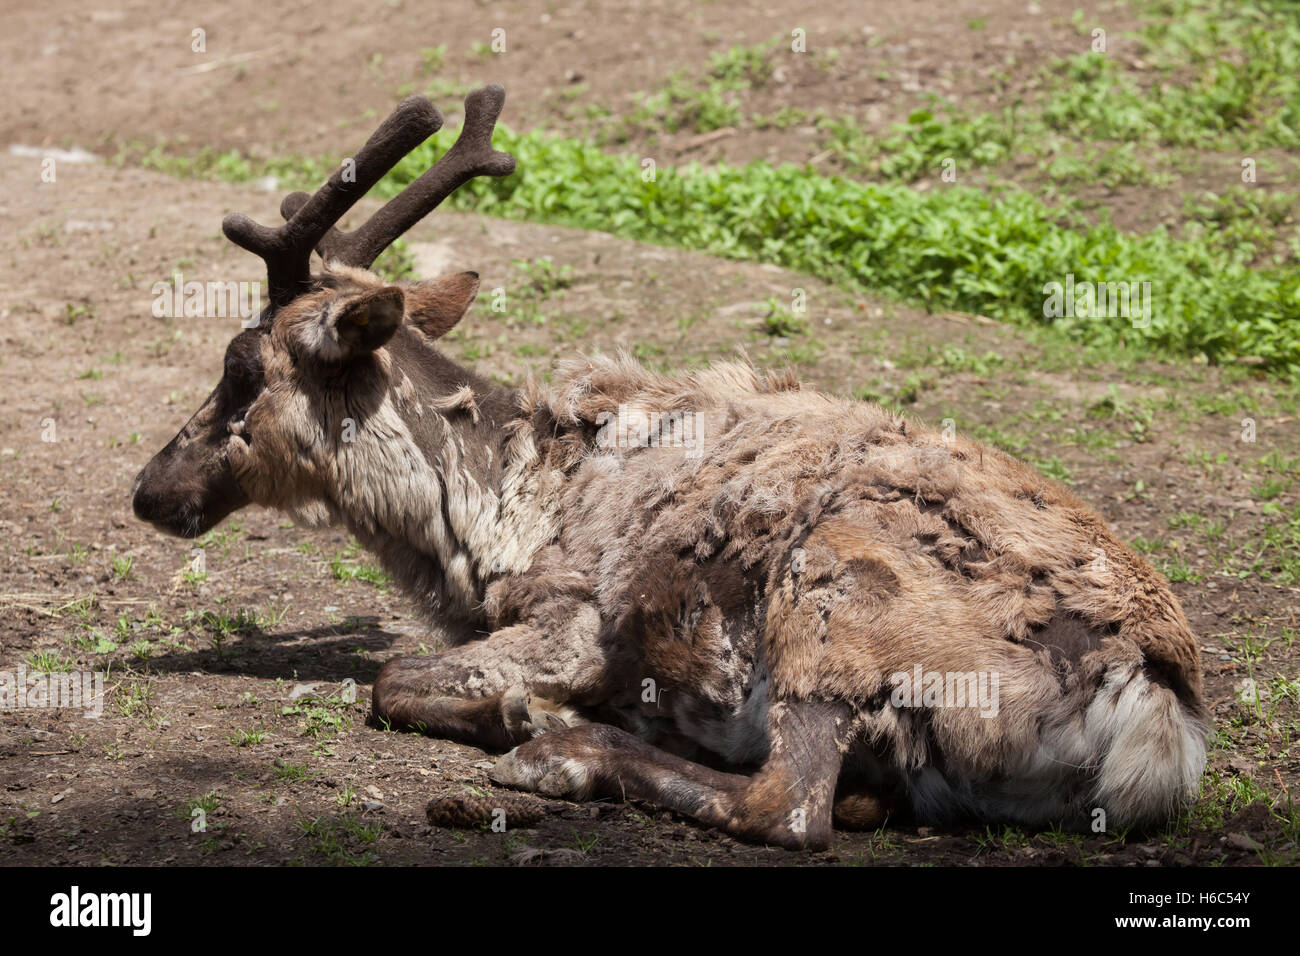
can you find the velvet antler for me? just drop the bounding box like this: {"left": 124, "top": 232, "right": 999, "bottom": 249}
{"left": 224, "top": 84, "right": 515, "bottom": 308}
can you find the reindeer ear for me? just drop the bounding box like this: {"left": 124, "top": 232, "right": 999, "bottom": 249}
{"left": 333, "top": 286, "right": 405, "bottom": 355}
{"left": 406, "top": 271, "right": 480, "bottom": 339}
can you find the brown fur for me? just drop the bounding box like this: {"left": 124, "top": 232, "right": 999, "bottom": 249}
{"left": 134, "top": 89, "right": 1207, "bottom": 848}
{"left": 136, "top": 268, "right": 1208, "bottom": 851}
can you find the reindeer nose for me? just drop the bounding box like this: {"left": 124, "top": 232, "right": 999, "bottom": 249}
{"left": 132, "top": 456, "right": 187, "bottom": 527}
{"left": 131, "top": 467, "right": 164, "bottom": 523}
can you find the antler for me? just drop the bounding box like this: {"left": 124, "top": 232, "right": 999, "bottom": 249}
{"left": 224, "top": 84, "right": 515, "bottom": 308}
{"left": 287, "top": 85, "right": 517, "bottom": 272}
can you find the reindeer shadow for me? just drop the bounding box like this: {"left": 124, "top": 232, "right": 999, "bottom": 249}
{"left": 141, "top": 617, "right": 468, "bottom": 685}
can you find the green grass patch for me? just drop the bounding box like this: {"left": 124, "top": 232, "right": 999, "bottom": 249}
{"left": 118, "top": 125, "right": 1300, "bottom": 373}
{"left": 405, "top": 127, "right": 1299, "bottom": 372}
{"left": 113, "top": 0, "right": 1300, "bottom": 375}
{"left": 1050, "top": 1, "right": 1300, "bottom": 150}
{"left": 329, "top": 539, "right": 391, "bottom": 590}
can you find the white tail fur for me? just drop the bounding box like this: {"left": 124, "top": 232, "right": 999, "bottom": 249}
{"left": 1086, "top": 665, "right": 1208, "bottom": 828}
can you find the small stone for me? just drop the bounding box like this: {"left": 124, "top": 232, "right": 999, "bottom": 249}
{"left": 1226, "top": 832, "right": 1260, "bottom": 851}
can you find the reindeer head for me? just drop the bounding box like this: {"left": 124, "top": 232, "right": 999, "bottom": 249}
{"left": 132, "top": 86, "right": 516, "bottom": 538}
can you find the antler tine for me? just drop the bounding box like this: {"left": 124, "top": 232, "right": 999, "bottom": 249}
{"left": 223, "top": 96, "right": 444, "bottom": 306}
{"left": 299, "top": 84, "right": 517, "bottom": 271}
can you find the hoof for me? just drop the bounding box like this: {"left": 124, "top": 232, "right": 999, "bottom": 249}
{"left": 501, "top": 688, "right": 579, "bottom": 742}
{"left": 490, "top": 735, "right": 595, "bottom": 800}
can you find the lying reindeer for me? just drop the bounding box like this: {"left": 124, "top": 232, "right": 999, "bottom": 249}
{"left": 133, "top": 85, "right": 1207, "bottom": 850}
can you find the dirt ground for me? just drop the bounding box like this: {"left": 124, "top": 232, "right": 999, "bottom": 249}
{"left": 1, "top": 0, "right": 1296, "bottom": 866}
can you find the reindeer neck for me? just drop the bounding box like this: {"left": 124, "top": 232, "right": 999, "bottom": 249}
{"left": 335, "top": 337, "right": 565, "bottom": 626}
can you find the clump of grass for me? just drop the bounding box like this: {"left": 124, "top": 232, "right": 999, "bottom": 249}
{"left": 623, "top": 73, "right": 743, "bottom": 137}
{"left": 821, "top": 104, "right": 1015, "bottom": 183}
{"left": 512, "top": 257, "right": 574, "bottom": 298}
{"left": 373, "top": 237, "right": 416, "bottom": 282}
{"left": 229, "top": 725, "right": 269, "bottom": 747}
{"left": 612, "top": 38, "right": 781, "bottom": 141}
{"left": 296, "top": 813, "right": 383, "bottom": 866}
{"left": 24, "top": 649, "right": 75, "bottom": 672}
{"left": 274, "top": 760, "right": 316, "bottom": 783}
{"left": 759, "top": 297, "right": 807, "bottom": 337}
{"left": 281, "top": 692, "right": 355, "bottom": 739}
{"left": 114, "top": 680, "right": 154, "bottom": 719}
{"left": 329, "top": 539, "right": 391, "bottom": 590}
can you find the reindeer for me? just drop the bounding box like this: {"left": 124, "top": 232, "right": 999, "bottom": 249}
{"left": 133, "top": 86, "right": 1208, "bottom": 850}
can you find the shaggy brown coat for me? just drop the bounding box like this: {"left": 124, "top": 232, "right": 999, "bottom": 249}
{"left": 135, "top": 264, "right": 1208, "bottom": 849}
